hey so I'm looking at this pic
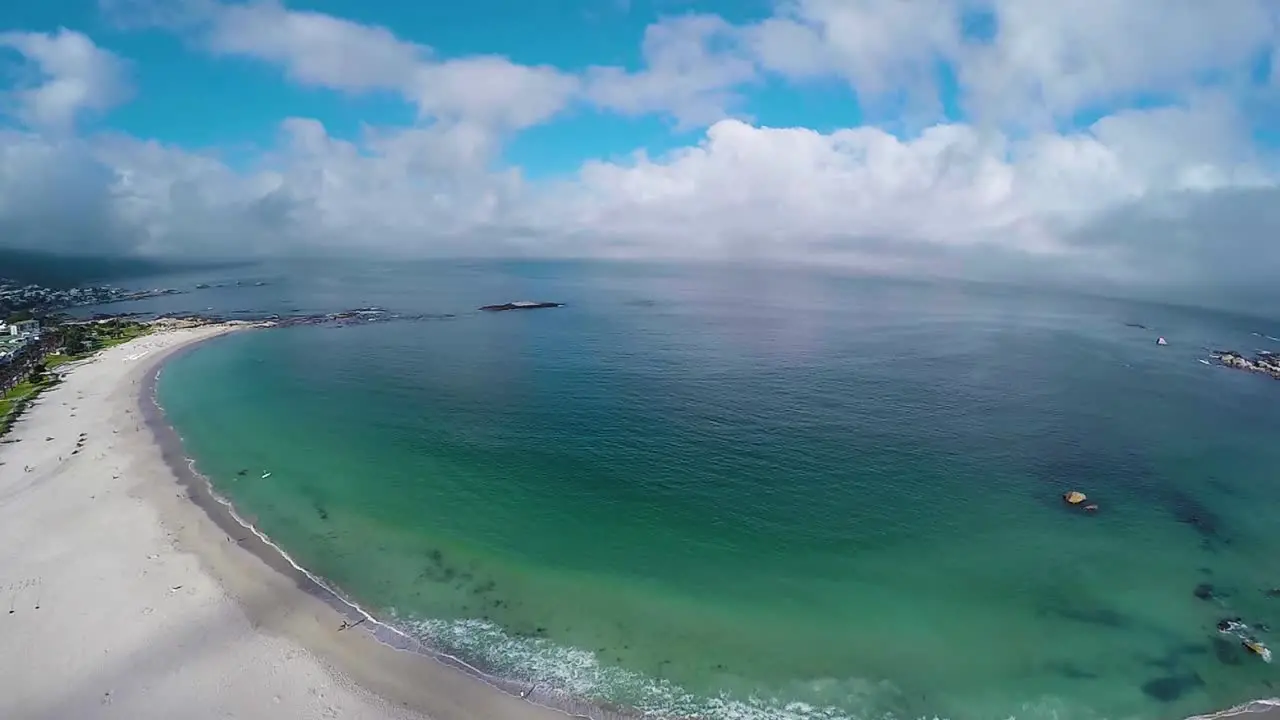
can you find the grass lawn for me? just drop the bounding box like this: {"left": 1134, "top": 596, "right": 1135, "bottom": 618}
{"left": 0, "top": 322, "right": 152, "bottom": 437}
{"left": 0, "top": 376, "right": 56, "bottom": 438}
{"left": 44, "top": 353, "right": 75, "bottom": 369}
{"left": 88, "top": 323, "right": 154, "bottom": 351}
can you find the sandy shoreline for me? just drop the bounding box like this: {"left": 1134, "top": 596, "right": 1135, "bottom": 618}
{"left": 1, "top": 325, "right": 1275, "bottom": 720}
{"left": 0, "top": 326, "right": 577, "bottom": 720}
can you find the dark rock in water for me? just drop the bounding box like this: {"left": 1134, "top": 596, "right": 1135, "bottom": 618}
{"left": 1194, "top": 583, "right": 1216, "bottom": 600}
{"left": 479, "top": 301, "right": 564, "bottom": 312}
{"left": 1141, "top": 674, "right": 1204, "bottom": 702}
{"left": 1218, "top": 617, "right": 1248, "bottom": 634}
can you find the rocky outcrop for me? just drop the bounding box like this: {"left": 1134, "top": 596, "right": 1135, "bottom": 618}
{"left": 479, "top": 301, "right": 564, "bottom": 312}
{"left": 1210, "top": 350, "right": 1280, "bottom": 379}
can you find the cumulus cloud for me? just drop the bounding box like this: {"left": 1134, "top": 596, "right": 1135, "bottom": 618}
{"left": 130, "top": 0, "right": 579, "bottom": 134}
{"left": 744, "top": 0, "right": 961, "bottom": 116}
{"left": 205, "top": 2, "right": 425, "bottom": 91}
{"left": 585, "top": 14, "right": 759, "bottom": 129}
{"left": 525, "top": 99, "right": 1270, "bottom": 274}
{"left": 955, "top": 0, "right": 1280, "bottom": 126}
{"left": 1, "top": 0, "right": 1279, "bottom": 301}
{"left": 0, "top": 28, "right": 132, "bottom": 133}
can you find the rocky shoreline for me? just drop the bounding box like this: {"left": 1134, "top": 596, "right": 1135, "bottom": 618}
{"left": 1209, "top": 350, "right": 1280, "bottom": 380}
{"left": 138, "top": 307, "right": 457, "bottom": 330}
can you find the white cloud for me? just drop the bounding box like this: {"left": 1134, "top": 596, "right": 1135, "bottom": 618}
{"left": 3, "top": 1, "right": 1280, "bottom": 301}
{"left": 585, "top": 14, "right": 759, "bottom": 129}
{"left": 408, "top": 57, "right": 578, "bottom": 130}
{"left": 744, "top": 0, "right": 961, "bottom": 110}
{"left": 4, "top": 99, "right": 1265, "bottom": 285}
{"left": 524, "top": 100, "right": 1269, "bottom": 274}
{"left": 0, "top": 28, "right": 131, "bottom": 133}
{"left": 738, "top": 0, "right": 1280, "bottom": 127}
{"left": 206, "top": 2, "right": 424, "bottom": 91}
{"left": 956, "top": 0, "right": 1280, "bottom": 126}
{"left": 154, "top": 0, "right": 581, "bottom": 134}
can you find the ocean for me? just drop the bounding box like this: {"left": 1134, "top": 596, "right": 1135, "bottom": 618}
{"left": 128, "top": 260, "right": 1280, "bottom": 720}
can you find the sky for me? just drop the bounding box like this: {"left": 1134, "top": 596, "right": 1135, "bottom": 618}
{"left": 1, "top": 0, "right": 1279, "bottom": 302}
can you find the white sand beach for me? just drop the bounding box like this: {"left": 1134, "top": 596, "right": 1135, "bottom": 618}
{"left": 0, "top": 327, "right": 571, "bottom": 720}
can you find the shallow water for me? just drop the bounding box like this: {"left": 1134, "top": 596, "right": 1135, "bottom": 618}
{"left": 151, "top": 261, "right": 1280, "bottom": 720}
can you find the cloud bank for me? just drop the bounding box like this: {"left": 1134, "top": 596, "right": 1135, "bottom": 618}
{"left": 2, "top": 0, "right": 1279, "bottom": 300}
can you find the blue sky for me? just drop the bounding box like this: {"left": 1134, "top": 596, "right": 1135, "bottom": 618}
{"left": 0, "top": 0, "right": 1279, "bottom": 298}
{"left": 4, "top": 0, "right": 876, "bottom": 174}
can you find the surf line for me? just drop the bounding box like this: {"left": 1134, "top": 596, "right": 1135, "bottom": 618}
{"left": 150, "top": 371, "right": 595, "bottom": 720}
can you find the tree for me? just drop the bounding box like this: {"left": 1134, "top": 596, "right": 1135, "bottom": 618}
{"left": 54, "top": 324, "right": 92, "bottom": 356}
{"left": 6, "top": 310, "right": 33, "bottom": 323}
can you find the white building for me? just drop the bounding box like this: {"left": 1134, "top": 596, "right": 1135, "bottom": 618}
{"left": 9, "top": 319, "right": 39, "bottom": 336}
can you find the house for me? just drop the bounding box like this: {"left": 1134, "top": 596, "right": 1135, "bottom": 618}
{"left": 9, "top": 319, "right": 39, "bottom": 336}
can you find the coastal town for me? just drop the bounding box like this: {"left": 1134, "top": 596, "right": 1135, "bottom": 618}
{"left": 0, "top": 276, "right": 182, "bottom": 317}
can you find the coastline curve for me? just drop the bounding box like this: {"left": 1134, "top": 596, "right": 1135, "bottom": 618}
{"left": 141, "top": 327, "right": 628, "bottom": 720}
{"left": 5, "top": 321, "right": 1269, "bottom": 720}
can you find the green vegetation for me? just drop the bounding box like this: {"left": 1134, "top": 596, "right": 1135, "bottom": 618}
{"left": 0, "top": 319, "right": 154, "bottom": 437}
{"left": 55, "top": 319, "right": 153, "bottom": 356}
{"left": 0, "top": 374, "right": 57, "bottom": 438}
{"left": 44, "top": 353, "right": 75, "bottom": 369}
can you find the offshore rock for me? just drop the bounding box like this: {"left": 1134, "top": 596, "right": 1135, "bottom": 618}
{"left": 479, "top": 301, "right": 564, "bottom": 312}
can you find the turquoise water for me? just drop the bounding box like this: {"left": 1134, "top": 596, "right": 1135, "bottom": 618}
{"left": 153, "top": 262, "right": 1280, "bottom": 720}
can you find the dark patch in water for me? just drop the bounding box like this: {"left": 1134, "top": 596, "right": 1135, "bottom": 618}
{"left": 1194, "top": 583, "right": 1215, "bottom": 600}
{"left": 1147, "top": 644, "right": 1210, "bottom": 672}
{"left": 1050, "top": 662, "right": 1100, "bottom": 680}
{"left": 1213, "top": 637, "right": 1243, "bottom": 665}
{"left": 1041, "top": 603, "right": 1131, "bottom": 629}
{"left": 1140, "top": 674, "right": 1203, "bottom": 702}
{"left": 315, "top": 505, "right": 329, "bottom": 521}
{"left": 1161, "top": 486, "right": 1223, "bottom": 540}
